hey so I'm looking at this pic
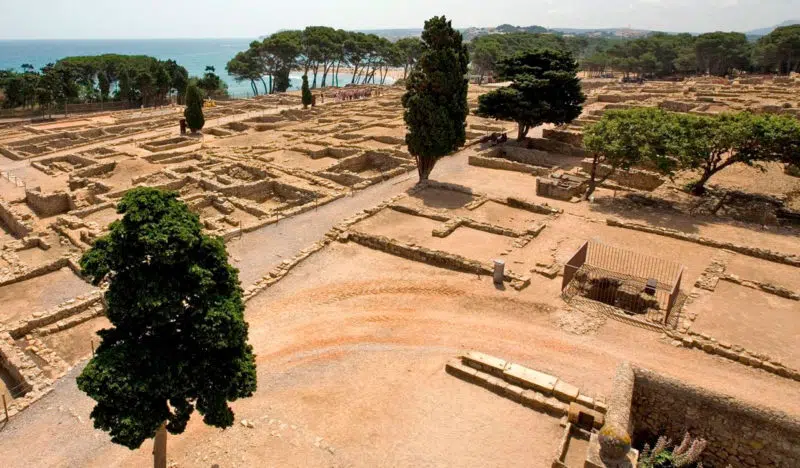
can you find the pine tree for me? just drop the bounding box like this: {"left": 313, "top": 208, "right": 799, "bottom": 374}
{"left": 477, "top": 49, "right": 586, "bottom": 141}
{"left": 301, "top": 74, "right": 313, "bottom": 109}
{"left": 402, "top": 16, "right": 469, "bottom": 181}
{"left": 183, "top": 83, "right": 205, "bottom": 132}
{"left": 76, "top": 187, "right": 257, "bottom": 468}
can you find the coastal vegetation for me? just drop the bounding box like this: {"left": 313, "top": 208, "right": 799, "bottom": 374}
{"left": 0, "top": 54, "right": 226, "bottom": 113}
{"left": 226, "top": 28, "right": 423, "bottom": 95}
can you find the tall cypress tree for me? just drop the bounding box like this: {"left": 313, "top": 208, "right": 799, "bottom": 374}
{"left": 301, "top": 74, "right": 313, "bottom": 108}
{"left": 183, "top": 83, "right": 205, "bottom": 132}
{"left": 77, "top": 187, "right": 257, "bottom": 468}
{"left": 402, "top": 16, "right": 469, "bottom": 180}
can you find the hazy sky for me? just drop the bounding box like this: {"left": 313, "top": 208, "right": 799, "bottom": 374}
{"left": 1, "top": 0, "right": 798, "bottom": 39}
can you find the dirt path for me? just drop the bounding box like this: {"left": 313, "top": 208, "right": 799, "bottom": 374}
{"left": 227, "top": 155, "right": 465, "bottom": 286}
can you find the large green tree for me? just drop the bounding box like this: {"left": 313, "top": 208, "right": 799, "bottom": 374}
{"left": 77, "top": 187, "right": 257, "bottom": 468}
{"left": 583, "top": 108, "right": 677, "bottom": 198}
{"left": 184, "top": 83, "right": 205, "bottom": 132}
{"left": 694, "top": 32, "right": 751, "bottom": 76}
{"left": 402, "top": 15, "right": 469, "bottom": 181}
{"left": 477, "top": 49, "right": 585, "bottom": 141}
{"left": 671, "top": 112, "right": 800, "bottom": 194}
{"left": 395, "top": 37, "right": 424, "bottom": 80}
{"left": 754, "top": 25, "right": 800, "bottom": 74}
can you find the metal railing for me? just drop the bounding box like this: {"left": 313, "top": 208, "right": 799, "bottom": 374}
{"left": 561, "top": 240, "right": 687, "bottom": 327}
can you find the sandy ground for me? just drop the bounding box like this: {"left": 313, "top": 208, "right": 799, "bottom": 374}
{"left": 3, "top": 242, "right": 798, "bottom": 468}
{"left": 0, "top": 268, "right": 95, "bottom": 325}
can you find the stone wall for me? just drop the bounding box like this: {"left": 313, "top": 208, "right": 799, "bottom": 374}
{"left": 542, "top": 128, "right": 584, "bottom": 148}
{"left": 580, "top": 160, "right": 664, "bottom": 191}
{"left": 25, "top": 189, "right": 73, "bottom": 217}
{"left": 607, "top": 218, "right": 800, "bottom": 267}
{"left": 468, "top": 155, "right": 550, "bottom": 175}
{"left": 0, "top": 200, "right": 33, "bottom": 237}
{"left": 346, "top": 230, "right": 530, "bottom": 290}
{"left": 630, "top": 366, "right": 800, "bottom": 467}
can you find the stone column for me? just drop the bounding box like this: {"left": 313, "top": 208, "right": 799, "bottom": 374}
{"left": 493, "top": 260, "right": 505, "bottom": 284}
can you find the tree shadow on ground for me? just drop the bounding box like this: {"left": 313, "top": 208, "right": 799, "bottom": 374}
{"left": 406, "top": 181, "right": 476, "bottom": 210}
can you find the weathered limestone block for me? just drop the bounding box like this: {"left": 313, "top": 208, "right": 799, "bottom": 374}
{"left": 503, "top": 363, "right": 557, "bottom": 395}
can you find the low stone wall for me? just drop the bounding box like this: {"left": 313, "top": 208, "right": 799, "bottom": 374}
{"left": 486, "top": 145, "right": 557, "bottom": 167}
{"left": 0, "top": 257, "right": 70, "bottom": 289}
{"left": 72, "top": 161, "right": 116, "bottom": 179}
{"left": 468, "top": 155, "right": 550, "bottom": 175}
{"left": 630, "top": 366, "right": 800, "bottom": 468}
{"left": 8, "top": 291, "right": 103, "bottom": 339}
{"left": 506, "top": 197, "right": 562, "bottom": 215}
{"left": 346, "top": 230, "right": 530, "bottom": 290}
{"left": 580, "top": 160, "right": 664, "bottom": 191}
{"left": 658, "top": 100, "right": 697, "bottom": 113}
{"left": 663, "top": 328, "right": 800, "bottom": 382}
{"left": 607, "top": 218, "right": 800, "bottom": 267}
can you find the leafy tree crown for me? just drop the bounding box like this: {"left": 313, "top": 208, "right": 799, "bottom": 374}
{"left": 77, "top": 187, "right": 257, "bottom": 450}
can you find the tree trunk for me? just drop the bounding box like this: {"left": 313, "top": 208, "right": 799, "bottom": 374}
{"left": 260, "top": 77, "right": 268, "bottom": 94}
{"left": 321, "top": 62, "right": 330, "bottom": 87}
{"left": 478, "top": 72, "right": 484, "bottom": 85}
{"left": 415, "top": 155, "right": 436, "bottom": 181}
{"left": 585, "top": 156, "right": 600, "bottom": 199}
{"left": 153, "top": 424, "right": 167, "bottom": 468}
{"left": 403, "top": 64, "right": 409, "bottom": 80}
{"left": 691, "top": 169, "right": 714, "bottom": 195}
{"left": 516, "top": 124, "right": 529, "bottom": 141}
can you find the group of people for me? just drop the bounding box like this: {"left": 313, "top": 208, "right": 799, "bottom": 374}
{"left": 333, "top": 88, "right": 374, "bottom": 102}
{"left": 481, "top": 132, "right": 508, "bottom": 146}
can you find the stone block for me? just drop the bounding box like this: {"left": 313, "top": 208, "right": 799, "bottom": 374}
{"left": 576, "top": 393, "right": 595, "bottom": 408}
{"left": 553, "top": 380, "right": 580, "bottom": 403}
{"left": 568, "top": 403, "right": 605, "bottom": 430}
{"left": 445, "top": 359, "right": 480, "bottom": 384}
{"left": 462, "top": 351, "right": 508, "bottom": 376}
{"left": 503, "top": 363, "right": 557, "bottom": 395}
{"left": 503, "top": 383, "right": 526, "bottom": 402}
{"left": 521, "top": 390, "right": 547, "bottom": 411}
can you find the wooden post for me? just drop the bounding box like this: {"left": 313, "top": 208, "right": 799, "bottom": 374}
{"left": 153, "top": 423, "right": 167, "bottom": 468}
{"left": 91, "top": 340, "right": 95, "bottom": 355}
{"left": 2, "top": 394, "right": 8, "bottom": 422}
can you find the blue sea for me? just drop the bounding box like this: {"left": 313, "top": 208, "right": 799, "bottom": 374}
{"left": 0, "top": 38, "right": 374, "bottom": 97}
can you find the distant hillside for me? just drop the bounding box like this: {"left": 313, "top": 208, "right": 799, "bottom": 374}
{"left": 357, "top": 28, "right": 422, "bottom": 41}
{"left": 286, "top": 20, "right": 800, "bottom": 42}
